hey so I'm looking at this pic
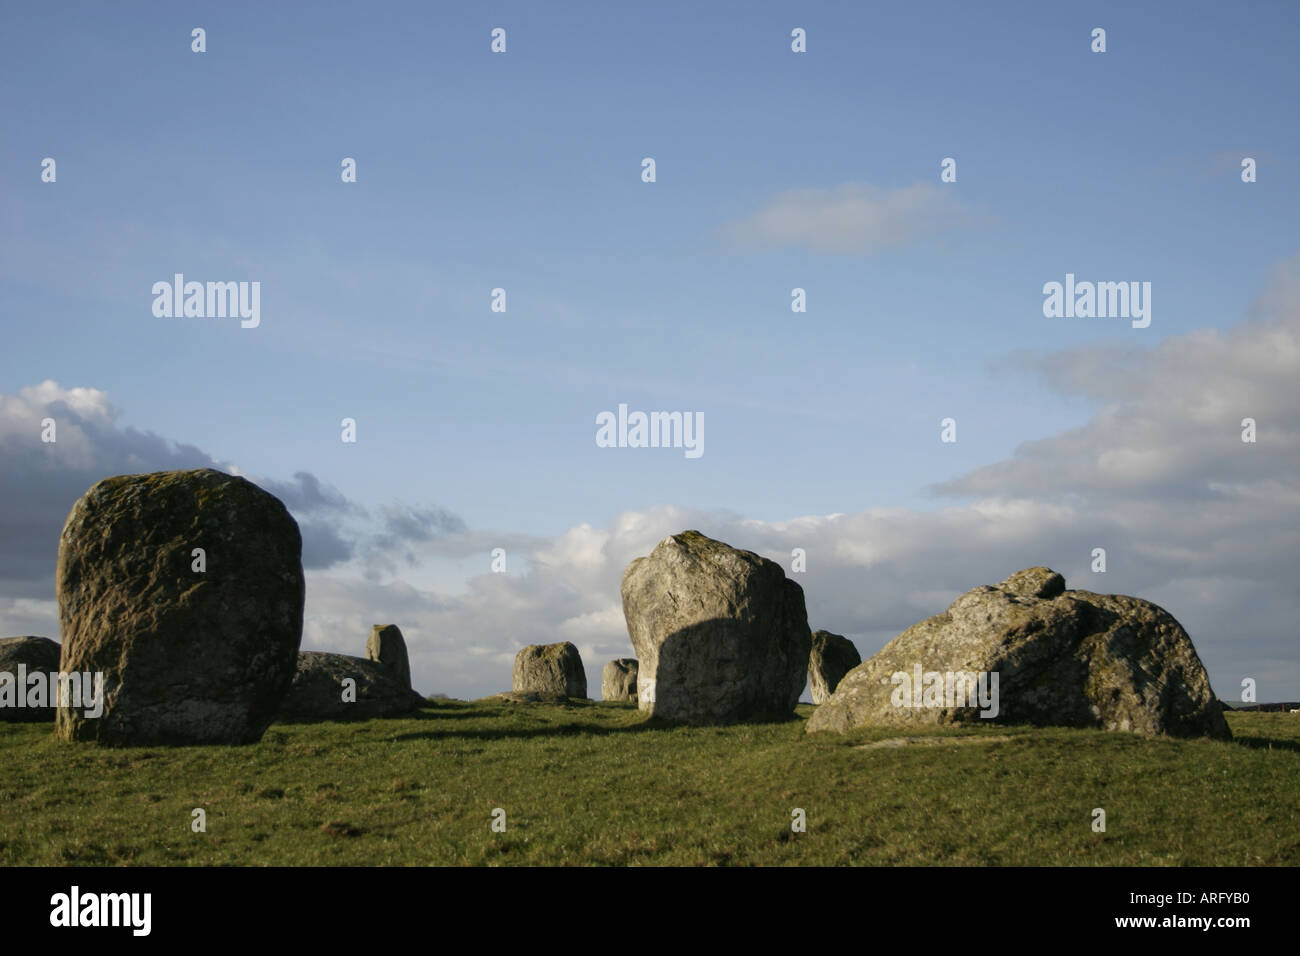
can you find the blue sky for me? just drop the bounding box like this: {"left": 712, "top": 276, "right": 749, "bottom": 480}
{"left": 3, "top": 1, "right": 1298, "bottom": 700}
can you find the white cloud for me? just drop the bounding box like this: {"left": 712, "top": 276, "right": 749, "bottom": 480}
{"left": 557, "top": 605, "right": 625, "bottom": 642}
{"left": 0, "top": 380, "right": 226, "bottom": 596}
{"left": 718, "top": 181, "right": 985, "bottom": 255}
{"left": 0, "top": 596, "right": 60, "bottom": 637}
{"left": 0, "top": 381, "right": 464, "bottom": 597}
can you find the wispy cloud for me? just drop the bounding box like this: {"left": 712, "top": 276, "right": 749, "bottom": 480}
{"left": 718, "top": 181, "right": 986, "bottom": 255}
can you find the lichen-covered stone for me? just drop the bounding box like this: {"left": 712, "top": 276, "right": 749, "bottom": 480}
{"left": 808, "top": 630, "right": 861, "bottom": 705}
{"left": 366, "top": 624, "right": 412, "bottom": 691}
{"left": 806, "top": 567, "right": 1230, "bottom": 740}
{"left": 512, "top": 642, "right": 587, "bottom": 698}
{"left": 55, "top": 468, "right": 304, "bottom": 745}
{"left": 621, "top": 530, "right": 810, "bottom": 724}
{"left": 277, "top": 652, "right": 425, "bottom": 721}
{"left": 601, "top": 658, "right": 638, "bottom": 701}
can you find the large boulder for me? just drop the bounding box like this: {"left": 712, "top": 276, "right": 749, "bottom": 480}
{"left": 55, "top": 468, "right": 304, "bottom": 745}
{"left": 513, "top": 642, "right": 587, "bottom": 698}
{"left": 621, "top": 530, "right": 811, "bottom": 724}
{"left": 808, "top": 630, "right": 861, "bottom": 705}
{"left": 278, "top": 652, "right": 425, "bottom": 721}
{"left": 601, "top": 658, "right": 639, "bottom": 702}
{"left": 806, "top": 567, "right": 1231, "bottom": 740}
{"left": 0, "top": 637, "right": 62, "bottom": 722}
{"left": 366, "top": 624, "right": 412, "bottom": 690}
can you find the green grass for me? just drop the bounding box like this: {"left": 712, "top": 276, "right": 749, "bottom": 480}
{"left": 2, "top": 703, "right": 1297, "bottom": 865}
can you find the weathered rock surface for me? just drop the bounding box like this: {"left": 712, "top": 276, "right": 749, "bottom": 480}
{"left": 0, "top": 637, "right": 62, "bottom": 722}
{"left": 366, "top": 624, "right": 412, "bottom": 690}
{"left": 55, "top": 468, "right": 304, "bottom": 745}
{"left": 278, "top": 652, "right": 426, "bottom": 721}
{"left": 601, "top": 658, "right": 639, "bottom": 702}
{"left": 621, "top": 530, "right": 811, "bottom": 724}
{"left": 806, "top": 567, "right": 1230, "bottom": 740}
{"left": 808, "top": 630, "right": 861, "bottom": 705}
{"left": 513, "top": 642, "right": 587, "bottom": 698}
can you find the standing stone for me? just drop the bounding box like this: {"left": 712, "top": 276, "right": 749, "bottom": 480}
{"left": 808, "top": 630, "right": 861, "bottom": 705}
{"left": 55, "top": 468, "right": 304, "bottom": 745}
{"left": 621, "top": 530, "right": 811, "bottom": 724}
{"left": 513, "top": 642, "right": 587, "bottom": 698}
{"left": 0, "top": 637, "right": 62, "bottom": 722}
{"left": 806, "top": 567, "right": 1231, "bottom": 740}
{"left": 366, "top": 624, "right": 411, "bottom": 690}
{"left": 601, "top": 658, "right": 639, "bottom": 702}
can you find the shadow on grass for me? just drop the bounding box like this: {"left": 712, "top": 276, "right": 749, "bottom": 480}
{"left": 385, "top": 709, "right": 804, "bottom": 744}
{"left": 274, "top": 704, "right": 501, "bottom": 726}
{"left": 385, "top": 722, "right": 659, "bottom": 744}
{"left": 407, "top": 707, "right": 500, "bottom": 721}
{"left": 271, "top": 712, "right": 432, "bottom": 727}
{"left": 272, "top": 689, "right": 805, "bottom": 738}
{"left": 1230, "top": 735, "right": 1300, "bottom": 755}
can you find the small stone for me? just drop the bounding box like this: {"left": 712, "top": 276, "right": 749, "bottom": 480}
{"left": 278, "top": 652, "right": 425, "bottom": 721}
{"left": 0, "top": 637, "right": 62, "bottom": 722}
{"left": 808, "top": 630, "right": 861, "bottom": 705}
{"left": 366, "top": 624, "right": 412, "bottom": 691}
{"left": 601, "top": 659, "right": 639, "bottom": 701}
{"left": 512, "top": 642, "right": 587, "bottom": 698}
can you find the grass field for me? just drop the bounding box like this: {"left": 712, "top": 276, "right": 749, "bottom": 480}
{"left": 2, "top": 702, "right": 1297, "bottom": 866}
